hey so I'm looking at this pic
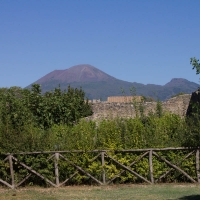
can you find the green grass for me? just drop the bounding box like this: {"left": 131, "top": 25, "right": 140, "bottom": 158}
{"left": 0, "top": 184, "right": 200, "bottom": 200}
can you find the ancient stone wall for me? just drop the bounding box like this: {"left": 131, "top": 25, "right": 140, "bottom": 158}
{"left": 87, "top": 94, "right": 191, "bottom": 121}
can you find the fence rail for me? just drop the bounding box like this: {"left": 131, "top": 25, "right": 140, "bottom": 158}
{"left": 0, "top": 147, "right": 199, "bottom": 189}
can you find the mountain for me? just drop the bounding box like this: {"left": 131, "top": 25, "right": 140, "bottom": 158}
{"left": 35, "top": 64, "right": 117, "bottom": 84}
{"left": 27, "top": 64, "right": 199, "bottom": 101}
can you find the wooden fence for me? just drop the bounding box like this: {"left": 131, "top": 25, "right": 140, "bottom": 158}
{"left": 0, "top": 147, "right": 200, "bottom": 189}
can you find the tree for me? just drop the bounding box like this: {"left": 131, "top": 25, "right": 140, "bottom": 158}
{"left": 190, "top": 57, "right": 200, "bottom": 75}
{"left": 184, "top": 57, "right": 200, "bottom": 147}
{"left": 188, "top": 57, "right": 200, "bottom": 119}
{"left": 0, "top": 84, "right": 93, "bottom": 130}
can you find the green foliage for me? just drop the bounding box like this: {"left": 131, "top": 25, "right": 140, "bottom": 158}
{"left": 190, "top": 57, "right": 200, "bottom": 75}
{"left": 0, "top": 84, "right": 93, "bottom": 152}
{"left": 155, "top": 100, "right": 163, "bottom": 118}
{"left": 1, "top": 83, "right": 200, "bottom": 185}
{"left": 183, "top": 117, "right": 200, "bottom": 147}
{"left": 28, "top": 84, "right": 93, "bottom": 128}
{"left": 141, "top": 95, "right": 155, "bottom": 102}
{"left": 0, "top": 95, "right": 195, "bottom": 152}
{"left": 171, "top": 92, "right": 185, "bottom": 98}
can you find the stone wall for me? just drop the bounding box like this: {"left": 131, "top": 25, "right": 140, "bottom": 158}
{"left": 87, "top": 94, "right": 191, "bottom": 121}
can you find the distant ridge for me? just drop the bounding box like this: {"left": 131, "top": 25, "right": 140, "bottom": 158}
{"left": 27, "top": 64, "right": 199, "bottom": 101}
{"left": 164, "top": 78, "right": 192, "bottom": 87}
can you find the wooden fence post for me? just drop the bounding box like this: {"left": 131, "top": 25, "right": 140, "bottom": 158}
{"left": 8, "top": 154, "right": 15, "bottom": 189}
{"left": 196, "top": 149, "right": 200, "bottom": 183}
{"left": 54, "top": 153, "right": 59, "bottom": 186}
{"left": 149, "top": 150, "right": 154, "bottom": 183}
{"left": 101, "top": 151, "right": 106, "bottom": 184}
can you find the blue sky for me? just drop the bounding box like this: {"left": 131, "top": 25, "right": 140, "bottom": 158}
{"left": 1, "top": 0, "right": 200, "bottom": 88}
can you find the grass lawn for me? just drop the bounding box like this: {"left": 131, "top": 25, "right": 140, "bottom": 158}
{"left": 0, "top": 184, "right": 200, "bottom": 200}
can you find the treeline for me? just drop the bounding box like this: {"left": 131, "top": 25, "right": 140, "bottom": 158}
{"left": 0, "top": 84, "right": 200, "bottom": 153}
{"left": 0, "top": 84, "right": 93, "bottom": 152}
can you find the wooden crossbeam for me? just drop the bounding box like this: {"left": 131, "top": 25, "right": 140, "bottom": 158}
{"left": 153, "top": 151, "right": 196, "bottom": 183}
{"left": 107, "top": 151, "right": 149, "bottom": 184}
{"left": 3, "top": 147, "right": 199, "bottom": 156}
{"left": 12, "top": 156, "right": 57, "bottom": 187}
{"left": 155, "top": 150, "right": 195, "bottom": 183}
{"left": 59, "top": 171, "right": 79, "bottom": 187}
{"left": 16, "top": 174, "right": 32, "bottom": 188}
{"left": 3, "top": 155, "right": 9, "bottom": 162}
{"left": 47, "top": 154, "right": 55, "bottom": 161}
{"left": 59, "top": 154, "right": 103, "bottom": 185}
{"left": 0, "top": 179, "right": 13, "bottom": 189}
{"left": 89, "top": 153, "right": 101, "bottom": 163}
{"left": 105, "top": 153, "right": 151, "bottom": 184}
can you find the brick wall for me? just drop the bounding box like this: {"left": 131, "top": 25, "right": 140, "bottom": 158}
{"left": 107, "top": 96, "right": 142, "bottom": 103}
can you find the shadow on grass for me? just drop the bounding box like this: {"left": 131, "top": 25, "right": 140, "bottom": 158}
{"left": 178, "top": 195, "right": 200, "bottom": 200}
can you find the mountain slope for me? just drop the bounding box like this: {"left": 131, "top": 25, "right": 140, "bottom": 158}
{"left": 27, "top": 64, "right": 199, "bottom": 101}
{"left": 35, "top": 64, "right": 117, "bottom": 84}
